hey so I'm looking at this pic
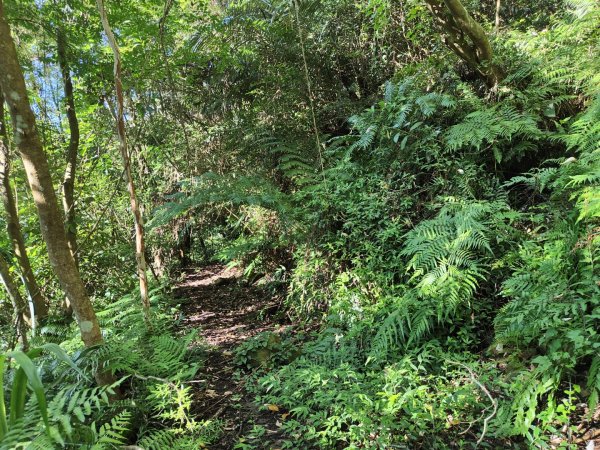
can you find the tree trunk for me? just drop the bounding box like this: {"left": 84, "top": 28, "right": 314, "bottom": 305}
{"left": 424, "top": 0, "right": 504, "bottom": 87}
{"left": 56, "top": 27, "right": 79, "bottom": 266}
{"left": 0, "top": 88, "right": 48, "bottom": 323}
{"left": 96, "top": 0, "right": 151, "bottom": 326}
{"left": 0, "top": 0, "right": 109, "bottom": 383}
{"left": 0, "top": 255, "right": 29, "bottom": 350}
{"left": 495, "top": 0, "right": 501, "bottom": 33}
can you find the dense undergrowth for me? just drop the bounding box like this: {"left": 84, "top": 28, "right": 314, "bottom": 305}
{"left": 154, "top": 2, "right": 599, "bottom": 448}
{"left": 0, "top": 0, "right": 598, "bottom": 448}
{"left": 0, "top": 286, "right": 223, "bottom": 449}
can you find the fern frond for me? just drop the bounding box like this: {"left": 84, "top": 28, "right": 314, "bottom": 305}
{"left": 89, "top": 410, "right": 131, "bottom": 449}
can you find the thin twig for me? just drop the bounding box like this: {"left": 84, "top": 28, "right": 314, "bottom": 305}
{"left": 447, "top": 360, "right": 498, "bottom": 445}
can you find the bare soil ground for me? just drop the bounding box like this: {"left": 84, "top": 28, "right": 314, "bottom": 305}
{"left": 175, "top": 264, "right": 290, "bottom": 449}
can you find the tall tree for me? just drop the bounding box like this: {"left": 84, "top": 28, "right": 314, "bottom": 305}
{"left": 56, "top": 27, "right": 80, "bottom": 266}
{"left": 0, "top": 87, "right": 48, "bottom": 323}
{"left": 424, "top": 0, "right": 504, "bottom": 87}
{"left": 0, "top": 0, "right": 108, "bottom": 380}
{"left": 96, "top": 0, "right": 151, "bottom": 325}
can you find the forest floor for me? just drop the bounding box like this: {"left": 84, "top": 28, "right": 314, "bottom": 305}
{"left": 175, "top": 264, "right": 291, "bottom": 449}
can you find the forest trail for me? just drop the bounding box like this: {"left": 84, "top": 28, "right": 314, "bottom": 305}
{"left": 175, "top": 264, "right": 289, "bottom": 449}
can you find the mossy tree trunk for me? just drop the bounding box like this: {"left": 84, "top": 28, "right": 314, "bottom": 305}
{"left": 424, "top": 0, "right": 504, "bottom": 87}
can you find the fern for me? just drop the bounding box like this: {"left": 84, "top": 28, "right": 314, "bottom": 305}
{"left": 494, "top": 213, "right": 600, "bottom": 436}
{"left": 252, "top": 132, "right": 316, "bottom": 184}
{"left": 446, "top": 105, "right": 541, "bottom": 162}
{"left": 588, "top": 356, "right": 600, "bottom": 412}
{"left": 0, "top": 373, "right": 121, "bottom": 449}
{"left": 89, "top": 410, "right": 131, "bottom": 449}
{"left": 138, "top": 429, "right": 181, "bottom": 450}
{"left": 301, "top": 327, "right": 363, "bottom": 369}
{"left": 560, "top": 96, "right": 600, "bottom": 221}
{"left": 93, "top": 330, "right": 199, "bottom": 382}
{"left": 370, "top": 200, "right": 511, "bottom": 360}
{"left": 564, "top": 95, "right": 600, "bottom": 155}
{"left": 137, "top": 424, "right": 219, "bottom": 450}
{"left": 504, "top": 167, "right": 560, "bottom": 193}
{"left": 148, "top": 172, "right": 293, "bottom": 230}
{"left": 348, "top": 112, "right": 379, "bottom": 152}
{"left": 415, "top": 92, "right": 456, "bottom": 117}
{"left": 401, "top": 199, "right": 505, "bottom": 315}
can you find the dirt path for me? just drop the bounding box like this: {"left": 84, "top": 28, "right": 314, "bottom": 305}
{"left": 175, "top": 264, "right": 289, "bottom": 449}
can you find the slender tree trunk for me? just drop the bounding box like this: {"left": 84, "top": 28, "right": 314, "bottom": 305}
{"left": 56, "top": 28, "right": 79, "bottom": 266}
{"left": 494, "top": 0, "right": 501, "bottom": 33}
{"left": 96, "top": 0, "right": 151, "bottom": 326}
{"left": 0, "top": 88, "right": 48, "bottom": 323}
{"left": 0, "top": 0, "right": 110, "bottom": 383}
{"left": 0, "top": 254, "right": 29, "bottom": 350}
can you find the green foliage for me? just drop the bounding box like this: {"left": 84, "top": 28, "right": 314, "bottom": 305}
{"left": 2, "top": 287, "right": 215, "bottom": 449}
{"left": 149, "top": 173, "right": 297, "bottom": 274}
{"left": 87, "top": 289, "right": 207, "bottom": 440}
{"left": 253, "top": 343, "right": 498, "bottom": 449}
{"left": 97, "top": 330, "right": 199, "bottom": 382}
{"left": 446, "top": 104, "right": 541, "bottom": 163}
{"left": 234, "top": 331, "right": 300, "bottom": 371}
{"left": 493, "top": 214, "right": 599, "bottom": 440}
{"left": 89, "top": 410, "right": 131, "bottom": 449}
{"left": 137, "top": 421, "right": 222, "bottom": 450}
{"left": 0, "top": 346, "right": 122, "bottom": 449}
{"left": 1, "top": 0, "right": 599, "bottom": 447}
{"left": 402, "top": 199, "right": 503, "bottom": 312}
{"left": 149, "top": 173, "right": 293, "bottom": 230}
{"left": 229, "top": 2, "right": 600, "bottom": 446}
{"left": 0, "top": 350, "right": 49, "bottom": 445}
